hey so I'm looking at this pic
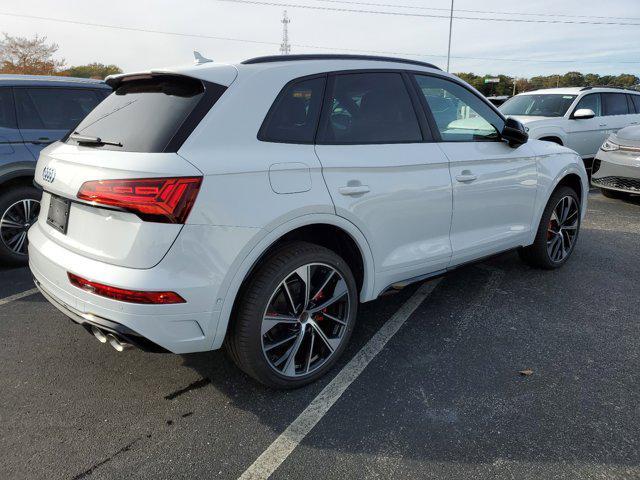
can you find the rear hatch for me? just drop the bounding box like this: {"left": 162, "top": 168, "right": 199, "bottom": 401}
{"left": 34, "top": 73, "right": 228, "bottom": 269}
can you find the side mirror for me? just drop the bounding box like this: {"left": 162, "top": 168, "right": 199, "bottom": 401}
{"left": 573, "top": 108, "right": 595, "bottom": 120}
{"left": 502, "top": 118, "right": 528, "bottom": 147}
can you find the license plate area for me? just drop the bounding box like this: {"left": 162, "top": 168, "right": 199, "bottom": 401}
{"left": 46, "top": 194, "right": 71, "bottom": 234}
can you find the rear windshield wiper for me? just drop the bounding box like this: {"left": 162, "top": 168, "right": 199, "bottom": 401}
{"left": 70, "top": 132, "right": 123, "bottom": 147}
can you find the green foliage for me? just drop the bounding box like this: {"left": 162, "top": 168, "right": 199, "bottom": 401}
{"left": 59, "top": 63, "right": 122, "bottom": 79}
{"left": 454, "top": 71, "right": 640, "bottom": 96}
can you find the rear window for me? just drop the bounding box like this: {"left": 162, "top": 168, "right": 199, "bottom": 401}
{"left": 68, "top": 75, "right": 225, "bottom": 152}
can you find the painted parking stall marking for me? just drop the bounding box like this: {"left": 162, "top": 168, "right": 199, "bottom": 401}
{"left": 239, "top": 279, "right": 441, "bottom": 480}
{"left": 0, "top": 287, "right": 39, "bottom": 307}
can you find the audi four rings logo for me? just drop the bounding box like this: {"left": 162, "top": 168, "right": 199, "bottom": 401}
{"left": 42, "top": 166, "right": 56, "bottom": 183}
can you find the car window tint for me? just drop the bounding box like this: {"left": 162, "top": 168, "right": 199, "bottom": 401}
{"left": 574, "top": 94, "right": 601, "bottom": 116}
{"left": 414, "top": 75, "right": 503, "bottom": 142}
{"left": 319, "top": 72, "right": 422, "bottom": 144}
{"left": 602, "top": 93, "right": 629, "bottom": 116}
{"left": 632, "top": 95, "right": 640, "bottom": 114}
{"left": 260, "top": 77, "right": 325, "bottom": 143}
{"left": 15, "top": 88, "right": 101, "bottom": 130}
{"left": 0, "top": 88, "right": 17, "bottom": 129}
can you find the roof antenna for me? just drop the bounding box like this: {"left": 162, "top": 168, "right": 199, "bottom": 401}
{"left": 193, "top": 51, "right": 213, "bottom": 65}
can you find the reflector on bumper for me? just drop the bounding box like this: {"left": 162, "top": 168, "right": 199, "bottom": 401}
{"left": 68, "top": 272, "right": 185, "bottom": 304}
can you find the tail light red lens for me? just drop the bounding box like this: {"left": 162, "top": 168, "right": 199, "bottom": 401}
{"left": 68, "top": 273, "right": 185, "bottom": 304}
{"left": 77, "top": 177, "right": 202, "bottom": 223}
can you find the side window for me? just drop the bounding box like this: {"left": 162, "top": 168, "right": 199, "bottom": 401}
{"left": 0, "top": 88, "right": 17, "bottom": 129}
{"left": 259, "top": 77, "right": 326, "bottom": 144}
{"left": 627, "top": 94, "right": 637, "bottom": 114}
{"left": 632, "top": 95, "right": 640, "bottom": 114}
{"left": 318, "top": 72, "right": 422, "bottom": 144}
{"left": 574, "top": 94, "right": 601, "bottom": 117}
{"left": 414, "top": 75, "right": 503, "bottom": 142}
{"left": 15, "top": 88, "right": 101, "bottom": 130}
{"left": 602, "top": 93, "right": 629, "bottom": 116}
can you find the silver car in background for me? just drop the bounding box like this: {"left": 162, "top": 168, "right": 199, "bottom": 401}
{"left": 592, "top": 125, "right": 640, "bottom": 199}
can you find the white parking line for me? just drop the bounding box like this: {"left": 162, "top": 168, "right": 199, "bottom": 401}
{"left": 238, "top": 279, "right": 442, "bottom": 480}
{"left": 0, "top": 287, "right": 39, "bottom": 307}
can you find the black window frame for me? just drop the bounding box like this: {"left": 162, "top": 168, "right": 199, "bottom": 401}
{"left": 602, "top": 92, "right": 630, "bottom": 116}
{"left": 257, "top": 73, "right": 328, "bottom": 145}
{"left": 626, "top": 94, "right": 637, "bottom": 114}
{"left": 316, "top": 69, "right": 430, "bottom": 146}
{"left": 409, "top": 72, "right": 507, "bottom": 143}
{"left": 570, "top": 93, "right": 601, "bottom": 119}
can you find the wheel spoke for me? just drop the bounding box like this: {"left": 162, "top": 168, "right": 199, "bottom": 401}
{"left": 0, "top": 218, "right": 22, "bottom": 229}
{"left": 309, "top": 279, "right": 348, "bottom": 313}
{"left": 309, "top": 320, "right": 341, "bottom": 353}
{"left": 261, "top": 315, "right": 298, "bottom": 335}
{"left": 264, "top": 333, "right": 298, "bottom": 352}
{"left": 282, "top": 328, "right": 306, "bottom": 376}
{"left": 22, "top": 200, "right": 31, "bottom": 221}
{"left": 281, "top": 281, "right": 298, "bottom": 315}
{"left": 305, "top": 329, "right": 315, "bottom": 373}
{"left": 322, "top": 311, "right": 347, "bottom": 326}
{"left": 294, "top": 265, "right": 311, "bottom": 310}
{"left": 311, "top": 270, "right": 335, "bottom": 303}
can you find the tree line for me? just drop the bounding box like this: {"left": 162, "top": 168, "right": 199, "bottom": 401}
{"left": 1, "top": 33, "right": 638, "bottom": 91}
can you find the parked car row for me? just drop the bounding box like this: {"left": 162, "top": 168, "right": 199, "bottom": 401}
{"left": 0, "top": 76, "right": 111, "bottom": 263}
{"left": 499, "top": 86, "right": 640, "bottom": 172}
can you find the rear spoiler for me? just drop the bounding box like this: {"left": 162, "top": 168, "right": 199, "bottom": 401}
{"left": 106, "top": 64, "right": 238, "bottom": 89}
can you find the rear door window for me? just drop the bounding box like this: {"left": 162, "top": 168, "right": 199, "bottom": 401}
{"left": 632, "top": 95, "right": 640, "bottom": 114}
{"left": 68, "top": 75, "right": 225, "bottom": 152}
{"left": 317, "top": 72, "right": 422, "bottom": 144}
{"left": 259, "top": 76, "right": 325, "bottom": 143}
{"left": 602, "top": 93, "right": 629, "bottom": 116}
{"left": 15, "top": 88, "right": 102, "bottom": 130}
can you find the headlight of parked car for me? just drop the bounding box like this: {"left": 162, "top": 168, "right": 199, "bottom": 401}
{"left": 600, "top": 139, "right": 620, "bottom": 152}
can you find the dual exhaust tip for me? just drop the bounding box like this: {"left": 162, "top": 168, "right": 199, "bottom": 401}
{"left": 90, "top": 325, "right": 132, "bottom": 352}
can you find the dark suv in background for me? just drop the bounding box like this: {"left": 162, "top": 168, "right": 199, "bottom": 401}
{"left": 0, "top": 75, "right": 111, "bottom": 264}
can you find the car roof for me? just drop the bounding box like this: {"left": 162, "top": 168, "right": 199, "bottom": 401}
{"left": 0, "top": 74, "right": 110, "bottom": 88}
{"left": 106, "top": 55, "right": 446, "bottom": 88}
{"left": 518, "top": 86, "right": 639, "bottom": 96}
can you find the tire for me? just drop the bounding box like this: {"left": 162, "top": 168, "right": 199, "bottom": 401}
{"left": 600, "top": 188, "right": 629, "bottom": 200}
{"left": 225, "top": 241, "right": 358, "bottom": 389}
{"left": 0, "top": 186, "right": 41, "bottom": 265}
{"left": 518, "top": 186, "right": 581, "bottom": 270}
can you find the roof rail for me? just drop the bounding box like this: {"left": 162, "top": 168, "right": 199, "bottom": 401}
{"left": 580, "top": 85, "right": 640, "bottom": 92}
{"left": 241, "top": 54, "right": 441, "bottom": 70}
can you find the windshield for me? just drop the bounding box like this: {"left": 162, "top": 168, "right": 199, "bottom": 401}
{"left": 499, "top": 94, "right": 577, "bottom": 117}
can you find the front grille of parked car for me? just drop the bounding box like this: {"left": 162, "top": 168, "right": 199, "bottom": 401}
{"left": 592, "top": 159, "right": 601, "bottom": 175}
{"left": 592, "top": 176, "right": 640, "bottom": 192}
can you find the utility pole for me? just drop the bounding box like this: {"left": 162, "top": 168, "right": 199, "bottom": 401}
{"left": 446, "top": 0, "right": 454, "bottom": 72}
{"left": 280, "top": 10, "right": 291, "bottom": 55}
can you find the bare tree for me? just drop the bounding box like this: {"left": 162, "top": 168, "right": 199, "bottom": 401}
{"left": 0, "top": 33, "right": 65, "bottom": 75}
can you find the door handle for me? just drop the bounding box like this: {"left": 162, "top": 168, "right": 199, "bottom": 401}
{"left": 455, "top": 172, "right": 477, "bottom": 183}
{"left": 338, "top": 185, "right": 370, "bottom": 196}
{"left": 598, "top": 124, "right": 608, "bottom": 127}
{"left": 32, "top": 137, "right": 52, "bottom": 145}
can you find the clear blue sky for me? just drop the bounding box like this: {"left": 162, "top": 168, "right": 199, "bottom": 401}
{"left": 1, "top": 0, "right": 639, "bottom": 77}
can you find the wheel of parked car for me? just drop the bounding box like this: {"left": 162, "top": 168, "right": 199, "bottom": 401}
{"left": 0, "top": 186, "right": 41, "bottom": 265}
{"left": 600, "top": 188, "right": 630, "bottom": 200}
{"left": 518, "top": 186, "right": 581, "bottom": 269}
{"left": 226, "top": 241, "right": 358, "bottom": 389}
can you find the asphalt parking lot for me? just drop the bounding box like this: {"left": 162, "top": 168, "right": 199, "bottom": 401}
{"left": 1, "top": 188, "right": 639, "bottom": 480}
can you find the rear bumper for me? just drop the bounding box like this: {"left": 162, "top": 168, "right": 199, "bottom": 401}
{"left": 592, "top": 149, "right": 640, "bottom": 194}
{"left": 28, "top": 220, "right": 260, "bottom": 354}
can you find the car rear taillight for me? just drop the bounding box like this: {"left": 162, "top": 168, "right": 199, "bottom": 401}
{"left": 68, "top": 273, "right": 185, "bottom": 304}
{"left": 77, "top": 177, "right": 202, "bottom": 223}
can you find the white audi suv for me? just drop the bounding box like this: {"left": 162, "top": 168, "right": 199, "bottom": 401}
{"left": 29, "top": 55, "right": 588, "bottom": 388}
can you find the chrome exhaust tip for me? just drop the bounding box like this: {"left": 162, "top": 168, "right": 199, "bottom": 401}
{"left": 107, "top": 334, "right": 132, "bottom": 352}
{"left": 91, "top": 326, "right": 108, "bottom": 343}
